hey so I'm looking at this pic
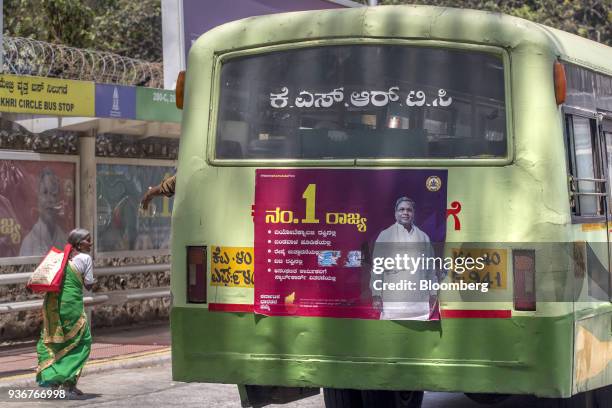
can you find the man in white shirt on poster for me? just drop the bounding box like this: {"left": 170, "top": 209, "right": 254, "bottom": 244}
{"left": 19, "top": 168, "right": 67, "bottom": 256}
{"left": 370, "top": 197, "right": 436, "bottom": 320}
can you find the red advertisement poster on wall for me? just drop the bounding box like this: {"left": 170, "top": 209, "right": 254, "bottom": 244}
{"left": 254, "top": 169, "right": 448, "bottom": 320}
{"left": 0, "top": 160, "right": 76, "bottom": 258}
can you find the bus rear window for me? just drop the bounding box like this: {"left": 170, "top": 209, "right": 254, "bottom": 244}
{"left": 215, "top": 45, "right": 506, "bottom": 160}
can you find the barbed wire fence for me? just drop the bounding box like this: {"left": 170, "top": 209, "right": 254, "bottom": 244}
{"left": 2, "top": 36, "right": 164, "bottom": 88}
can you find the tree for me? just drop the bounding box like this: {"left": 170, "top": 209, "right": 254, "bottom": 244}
{"left": 3, "top": 0, "right": 609, "bottom": 60}
{"left": 4, "top": 0, "right": 95, "bottom": 48}
{"left": 3, "top": 0, "right": 162, "bottom": 61}
{"left": 380, "top": 0, "right": 611, "bottom": 46}
{"left": 92, "top": 0, "right": 162, "bottom": 62}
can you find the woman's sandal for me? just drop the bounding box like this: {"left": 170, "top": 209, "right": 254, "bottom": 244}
{"left": 69, "top": 385, "right": 84, "bottom": 396}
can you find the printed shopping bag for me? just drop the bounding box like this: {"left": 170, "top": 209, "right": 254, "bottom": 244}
{"left": 26, "top": 244, "right": 72, "bottom": 292}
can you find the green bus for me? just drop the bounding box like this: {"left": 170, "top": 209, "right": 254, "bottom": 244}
{"left": 170, "top": 5, "right": 612, "bottom": 408}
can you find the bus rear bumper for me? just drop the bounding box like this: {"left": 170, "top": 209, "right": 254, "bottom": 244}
{"left": 170, "top": 306, "right": 573, "bottom": 398}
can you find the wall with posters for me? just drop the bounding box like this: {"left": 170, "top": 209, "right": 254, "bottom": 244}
{"left": 0, "top": 143, "right": 175, "bottom": 340}
{"left": 0, "top": 70, "right": 183, "bottom": 340}
{"left": 0, "top": 72, "right": 181, "bottom": 340}
{"left": 0, "top": 142, "right": 176, "bottom": 341}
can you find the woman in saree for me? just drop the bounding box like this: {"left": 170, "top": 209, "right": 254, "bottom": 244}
{"left": 36, "top": 228, "right": 94, "bottom": 396}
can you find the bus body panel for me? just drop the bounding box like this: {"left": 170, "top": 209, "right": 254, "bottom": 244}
{"left": 171, "top": 308, "right": 573, "bottom": 397}
{"left": 170, "top": 5, "right": 612, "bottom": 399}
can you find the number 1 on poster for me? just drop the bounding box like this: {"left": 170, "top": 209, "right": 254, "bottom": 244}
{"left": 301, "top": 184, "right": 320, "bottom": 224}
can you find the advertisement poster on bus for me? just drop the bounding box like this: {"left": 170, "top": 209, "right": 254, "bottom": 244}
{"left": 253, "top": 169, "right": 447, "bottom": 320}
{"left": 96, "top": 164, "right": 174, "bottom": 254}
{"left": 0, "top": 160, "right": 76, "bottom": 258}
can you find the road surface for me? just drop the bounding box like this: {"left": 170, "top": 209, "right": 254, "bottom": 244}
{"left": 0, "top": 361, "right": 544, "bottom": 407}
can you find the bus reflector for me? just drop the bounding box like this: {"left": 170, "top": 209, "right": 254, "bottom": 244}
{"left": 513, "top": 250, "right": 536, "bottom": 311}
{"left": 554, "top": 61, "right": 566, "bottom": 105}
{"left": 176, "top": 70, "right": 186, "bottom": 109}
{"left": 441, "top": 309, "right": 511, "bottom": 319}
{"left": 187, "top": 246, "right": 207, "bottom": 303}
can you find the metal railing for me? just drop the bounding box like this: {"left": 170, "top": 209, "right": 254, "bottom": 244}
{"left": 0, "top": 264, "right": 171, "bottom": 314}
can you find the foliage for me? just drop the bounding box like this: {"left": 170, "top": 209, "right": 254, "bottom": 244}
{"left": 380, "top": 0, "right": 611, "bottom": 46}
{"left": 3, "top": 0, "right": 162, "bottom": 61}
{"left": 92, "top": 0, "right": 162, "bottom": 62}
{"left": 4, "top": 0, "right": 95, "bottom": 48}
{"left": 3, "top": 0, "right": 609, "bottom": 61}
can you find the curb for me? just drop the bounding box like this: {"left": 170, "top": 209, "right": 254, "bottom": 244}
{"left": 0, "top": 348, "right": 171, "bottom": 388}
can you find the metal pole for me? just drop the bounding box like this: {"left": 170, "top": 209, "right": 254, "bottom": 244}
{"left": 79, "top": 129, "right": 96, "bottom": 234}
{"left": 0, "top": 290, "right": 171, "bottom": 314}
{"left": 0, "top": 264, "right": 171, "bottom": 286}
{"left": 79, "top": 129, "right": 96, "bottom": 327}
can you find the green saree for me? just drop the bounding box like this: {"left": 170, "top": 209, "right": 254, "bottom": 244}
{"left": 36, "top": 261, "right": 92, "bottom": 387}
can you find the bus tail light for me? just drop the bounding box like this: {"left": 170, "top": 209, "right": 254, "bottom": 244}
{"left": 554, "top": 61, "right": 566, "bottom": 105}
{"left": 187, "top": 246, "right": 207, "bottom": 303}
{"left": 513, "top": 250, "right": 536, "bottom": 311}
{"left": 176, "top": 70, "right": 186, "bottom": 109}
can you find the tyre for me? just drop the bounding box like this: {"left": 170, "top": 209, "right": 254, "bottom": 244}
{"left": 594, "top": 385, "right": 612, "bottom": 408}
{"left": 323, "top": 388, "right": 363, "bottom": 408}
{"left": 361, "top": 390, "right": 424, "bottom": 408}
{"left": 465, "top": 393, "right": 510, "bottom": 404}
{"left": 542, "top": 391, "right": 597, "bottom": 408}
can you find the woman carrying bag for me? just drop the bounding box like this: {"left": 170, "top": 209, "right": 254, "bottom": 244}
{"left": 35, "top": 228, "right": 95, "bottom": 396}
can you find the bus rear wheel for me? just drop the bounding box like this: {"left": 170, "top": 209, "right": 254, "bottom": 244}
{"left": 544, "top": 390, "right": 597, "bottom": 408}
{"left": 594, "top": 385, "right": 612, "bottom": 407}
{"left": 465, "top": 393, "right": 510, "bottom": 404}
{"left": 323, "top": 388, "right": 363, "bottom": 408}
{"left": 361, "top": 390, "right": 424, "bottom": 408}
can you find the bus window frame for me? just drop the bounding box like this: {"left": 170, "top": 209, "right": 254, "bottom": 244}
{"left": 206, "top": 39, "right": 513, "bottom": 168}
{"left": 601, "top": 111, "right": 612, "bottom": 302}
{"left": 600, "top": 112, "right": 612, "bottom": 219}
{"left": 563, "top": 106, "right": 608, "bottom": 223}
